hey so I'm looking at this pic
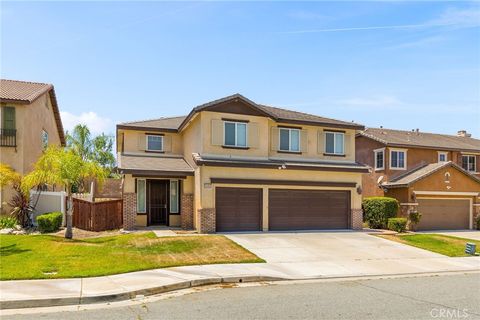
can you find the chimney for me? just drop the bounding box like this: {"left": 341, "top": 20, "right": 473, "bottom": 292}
{"left": 457, "top": 130, "right": 471, "bottom": 138}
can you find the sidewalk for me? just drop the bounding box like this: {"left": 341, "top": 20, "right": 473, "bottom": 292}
{"left": 1, "top": 256, "right": 479, "bottom": 309}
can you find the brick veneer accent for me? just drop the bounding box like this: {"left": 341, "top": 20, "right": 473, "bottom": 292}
{"left": 181, "top": 193, "right": 194, "bottom": 230}
{"left": 198, "top": 208, "right": 216, "bottom": 233}
{"left": 123, "top": 193, "right": 137, "bottom": 230}
{"left": 351, "top": 209, "right": 363, "bottom": 230}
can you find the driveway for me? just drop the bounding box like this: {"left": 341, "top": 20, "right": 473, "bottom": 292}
{"left": 225, "top": 231, "right": 480, "bottom": 278}
{"left": 225, "top": 231, "right": 442, "bottom": 263}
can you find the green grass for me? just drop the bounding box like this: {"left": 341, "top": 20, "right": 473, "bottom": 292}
{"left": 0, "top": 232, "right": 264, "bottom": 280}
{"left": 378, "top": 234, "right": 480, "bottom": 257}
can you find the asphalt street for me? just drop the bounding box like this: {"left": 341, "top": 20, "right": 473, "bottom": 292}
{"left": 3, "top": 273, "right": 480, "bottom": 320}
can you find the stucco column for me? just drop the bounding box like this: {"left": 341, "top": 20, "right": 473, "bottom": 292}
{"left": 262, "top": 187, "right": 269, "bottom": 231}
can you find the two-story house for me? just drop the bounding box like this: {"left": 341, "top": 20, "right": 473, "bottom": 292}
{"left": 356, "top": 127, "right": 480, "bottom": 230}
{"left": 117, "top": 94, "right": 369, "bottom": 233}
{"left": 0, "top": 79, "right": 66, "bottom": 214}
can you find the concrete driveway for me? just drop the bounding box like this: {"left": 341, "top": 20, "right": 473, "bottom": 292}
{"left": 224, "top": 231, "right": 480, "bottom": 278}
{"left": 225, "top": 231, "right": 442, "bottom": 264}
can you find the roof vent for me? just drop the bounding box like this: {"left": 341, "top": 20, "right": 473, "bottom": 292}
{"left": 457, "top": 130, "right": 471, "bottom": 138}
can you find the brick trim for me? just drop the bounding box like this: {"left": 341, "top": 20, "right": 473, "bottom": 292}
{"left": 351, "top": 209, "right": 363, "bottom": 230}
{"left": 198, "top": 208, "right": 215, "bottom": 233}
{"left": 123, "top": 193, "right": 137, "bottom": 230}
{"left": 181, "top": 193, "right": 194, "bottom": 230}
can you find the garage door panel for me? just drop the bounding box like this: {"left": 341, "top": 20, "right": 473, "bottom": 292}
{"left": 269, "top": 189, "right": 350, "bottom": 230}
{"left": 216, "top": 187, "right": 262, "bottom": 232}
{"left": 416, "top": 198, "right": 470, "bottom": 230}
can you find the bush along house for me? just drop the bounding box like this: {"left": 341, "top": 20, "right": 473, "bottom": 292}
{"left": 117, "top": 94, "right": 369, "bottom": 233}
{"left": 356, "top": 128, "right": 480, "bottom": 230}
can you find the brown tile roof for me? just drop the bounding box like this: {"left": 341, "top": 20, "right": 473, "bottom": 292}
{"left": 257, "top": 104, "right": 362, "bottom": 129}
{"left": 359, "top": 127, "right": 480, "bottom": 152}
{"left": 383, "top": 161, "right": 480, "bottom": 188}
{"left": 0, "top": 79, "right": 52, "bottom": 103}
{"left": 192, "top": 153, "right": 369, "bottom": 173}
{"left": 117, "top": 116, "right": 186, "bottom": 132}
{"left": 0, "top": 79, "right": 65, "bottom": 146}
{"left": 118, "top": 153, "right": 194, "bottom": 176}
{"left": 117, "top": 94, "right": 364, "bottom": 132}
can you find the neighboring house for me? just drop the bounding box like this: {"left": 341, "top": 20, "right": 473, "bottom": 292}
{"left": 117, "top": 94, "right": 368, "bottom": 233}
{"left": 356, "top": 128, "right": 480, "bottom": 230}
{"left": 0, "top": 79, "right": 66, "bottom": 214}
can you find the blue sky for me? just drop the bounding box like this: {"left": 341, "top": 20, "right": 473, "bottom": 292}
{"left": 1, "top": 1, "right": 479, "bottom": 138}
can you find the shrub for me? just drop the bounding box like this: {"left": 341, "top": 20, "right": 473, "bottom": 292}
{"left": 36, "top": 212, "right": 63, "bottom": 233}
{"left": 408, "top": 211, "right": 422, "bottom": 231}
{"left": 0, "top": 216, "right": 17, "bottom": 229}
{"left": 362, "top": 197, "right": 399, "bottom": 229}
{"left": 388, "top": 218, "right": 407, "bottom": 233}
{"left": 476, "top": 215, "right": 480, "bottom": 231}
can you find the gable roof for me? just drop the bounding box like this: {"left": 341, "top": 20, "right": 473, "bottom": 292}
{"left": 358, "top": 127, "right": 480, "bottom": 152}
{"left": 118, "top": 94, "right": 364, "bottom": 132}
{"left": 0, "top": 79, "right": 65, "bottom": 146}
{"left": 383, "top": 161, "right": 480, "bottom": 188}
{"left": 117, "top": 116, "right": 186, "bottom": 132}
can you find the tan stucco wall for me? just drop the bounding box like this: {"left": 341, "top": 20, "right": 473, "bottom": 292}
{"left": 120, "top": 129, "right": 183, "bottom": 155}
{"left": 0, "top": 94, "right": 62, "bottom": 214}
{"left": 181, "top": 114, "right": 202, "bottom": 167}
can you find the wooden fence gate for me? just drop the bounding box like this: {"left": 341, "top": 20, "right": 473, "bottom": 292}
{"left": 72, "top": 198, "right": 123, "bottom": 231}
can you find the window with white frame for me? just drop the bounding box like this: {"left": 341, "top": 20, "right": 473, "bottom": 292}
{"left": 390, "top": 149, "right": 406, "bottom": 169}
{"left": 170, "top": 180, "right": 179, "bottom": 213}
{"left": 325, "top": 131, "right": 344, "bottom": 155}
{"left": 146, "top": 135, "right": 163, "bottom": 151}
{"left": 438, "top": 152, "right": 448, "bottom": 162}
{"left": 279, "top": 128, "right": 300, "bottom": 152}
{"left": 136, "top": 179, "right": 146, "bottom": 213}
{"left": 462, "top": 155, "right": 476, "bottom": 172}
{"left": 224, "top": 121, "right": 247, "bottom": 147}
{"left": 374, "top": 149, "right": 384, "bottom": 170}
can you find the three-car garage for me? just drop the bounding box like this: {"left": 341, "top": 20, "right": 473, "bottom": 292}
{"left": 215, "top": 187, "right": 352, "bottom": 232}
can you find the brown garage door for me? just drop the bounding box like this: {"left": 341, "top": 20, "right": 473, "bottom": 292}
{"left": 215, "top": 187, "right": 263, "bottom": 232}
{"left": 416, "top": 198, "right": 470, "bottom": 230}
{"left": 269, "top": 189, "right": 350, "bottom": 230}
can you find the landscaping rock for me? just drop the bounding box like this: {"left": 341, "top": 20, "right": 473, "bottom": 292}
{"left": 0, "top": 228, "right": 14, "bottom": 235}
{"left": 13, "top": 230, "right": 27, "bottom": 235}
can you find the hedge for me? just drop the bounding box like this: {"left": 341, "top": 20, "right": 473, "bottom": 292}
{"left": 37, "top": 212, "right": 63, "bottom": 233}
{"left": 362, "top": 197, "right": 399, "bottom": 229}
{"left": 388, "top": 218, "right": 407, "bottom": 233}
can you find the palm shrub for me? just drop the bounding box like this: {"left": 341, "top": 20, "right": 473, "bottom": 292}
{"left": 362, "top": 197, "right": 399, "bottom": 229}
{"left": 22, "top": 146, "right": 107, "bottom": 239}
{"left": 8, "top": 189, "right": 34, "bottom": 228}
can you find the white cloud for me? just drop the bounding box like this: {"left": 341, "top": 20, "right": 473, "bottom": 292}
{"left": 60, "top": 111, "right": 114, "bottom": 135}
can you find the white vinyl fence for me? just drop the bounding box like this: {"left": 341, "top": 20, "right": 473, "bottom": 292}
{"left": 29, "top": 190, "right": 67, "bottom": 226}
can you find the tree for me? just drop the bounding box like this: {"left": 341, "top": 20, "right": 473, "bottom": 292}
{"left": 0, "top": 163, "right": 33, "bottom": 227}
{"left": 66, "top": 124, "right": 92, "bottom": 161}
{"left": 92, "top": 133, "right": 116, "bottom": 175}
{"left": 22, "top": 146, "right": 107, "bottom": 239}
{"left": 0, "top": 163, "right": 20, "bottom": 187}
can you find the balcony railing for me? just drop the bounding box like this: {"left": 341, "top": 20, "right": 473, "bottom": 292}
{"left": 0, "top": 128, "right": 17, "bottom": 147}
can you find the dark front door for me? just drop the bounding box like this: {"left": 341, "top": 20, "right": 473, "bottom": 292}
{"left": 149, "top": 180, "right": 168, "bottom": 225}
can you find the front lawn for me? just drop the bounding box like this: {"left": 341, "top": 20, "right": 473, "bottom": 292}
{"left": 0, "top": 232, "right": 264, "bottom": 280}
{"left": 378, "top": 234, "right": 480, "bottom": 257}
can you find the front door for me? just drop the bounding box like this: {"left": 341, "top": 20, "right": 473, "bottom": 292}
{"left": 149, "top": 180, "right": 168, "bottom": 225}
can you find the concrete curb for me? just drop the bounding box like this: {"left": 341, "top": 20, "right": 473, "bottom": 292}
{"left": 0, "top": 276, "right": 286, "bottom": 310}
{"left": 3, "top": 270, "right": 480, "bottom": 310}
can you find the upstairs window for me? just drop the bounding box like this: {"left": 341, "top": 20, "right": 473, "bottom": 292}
{"left": 1, "top": 106, "right": 16, "bottom": 131}
{"left": 438, "top": 152, "right": 448, "bottom": 162}
{"left": 224, "top": 121, "right": 247, "bottom": 148}
{"left": 41, "top": 130, "right": 48, "bottom": 150}
{"left": 390, "top": 149, "right": 406, "bottom": 169}
{"left": 279, "top": 128, "right": 300, "bottom": 152}
{"left": 462, "top": 155, "right": 476, "bottom": 172}
{"left": 325, "top": 132, "right": 344, "bottom": 155}
{"left": 374, "top": 149, "right": 384, "bottom": 170}
{"left": 146, "top": 135, "right": 163, "bottom": 151}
